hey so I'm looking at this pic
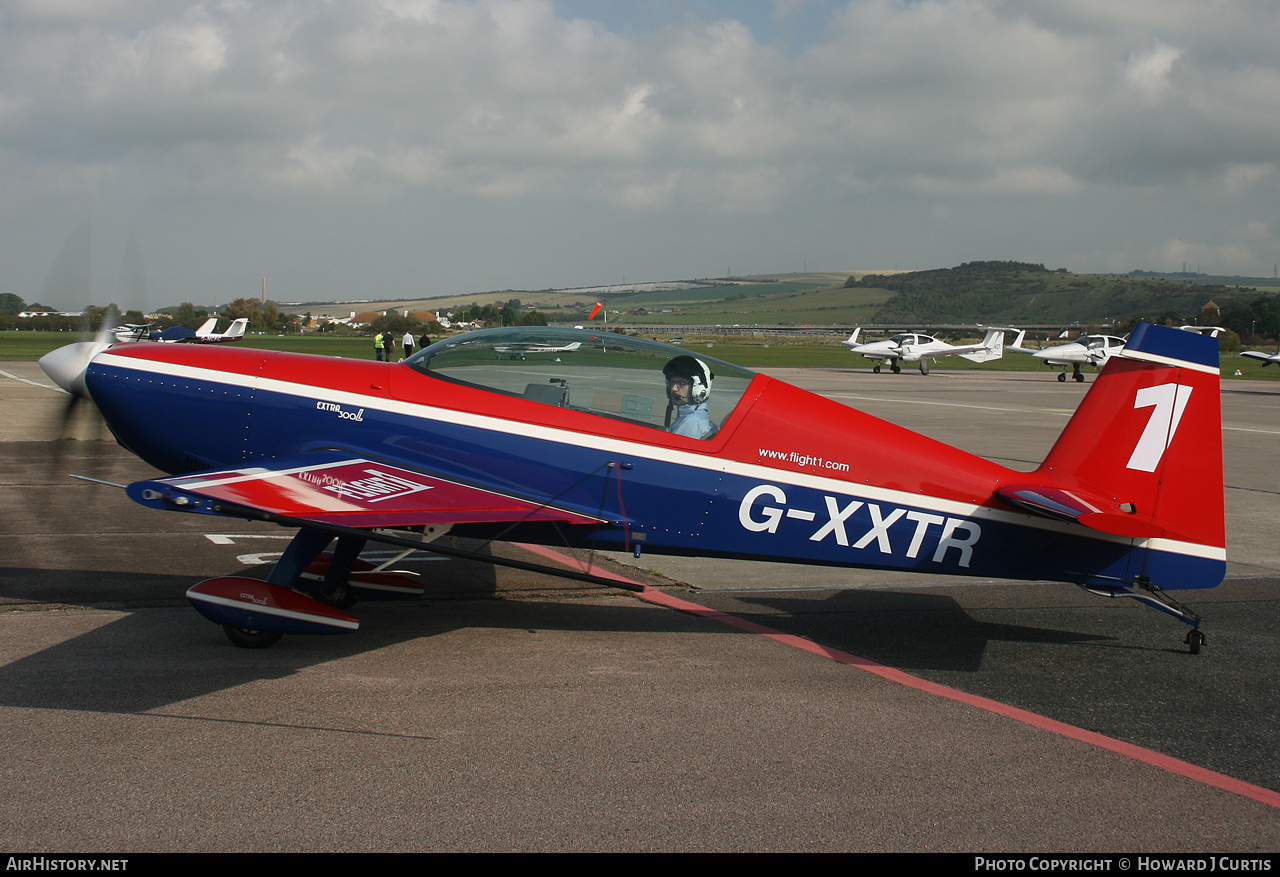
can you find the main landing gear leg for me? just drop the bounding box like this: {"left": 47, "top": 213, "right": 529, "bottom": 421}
{"left": 1083, "top": 576, "right": 1205, "bottom": 654}
{"left": 314, "top": 535, "right": 366, "bottom": 609}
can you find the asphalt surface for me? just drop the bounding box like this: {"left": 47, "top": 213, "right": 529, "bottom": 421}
{"left": 1, "top": 359, "right": 1277, "bottom": 853}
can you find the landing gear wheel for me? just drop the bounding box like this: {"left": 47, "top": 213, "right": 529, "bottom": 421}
{"left": 891, "top": 363, "right": 901, "bottom": 374}
{"left": 873, "top": 365, "right": 881, "bottom": 374}
{"left": 315, "top": 583, "right": 358, "bottom": 610}
{"left": 1074, "top": 372, "right": 1085, "bottom": 383}
{"left": 222, "top": 625, "right": 283, "bottom": 649}
{"left": 1185, "top": 629, "right": 1205, "bottom": 655}
{"left": 920, "top": 361, "right": 929, "bottom": 375}
{"left": 1058, "top": 372, "right": 1067, "bottom": 382}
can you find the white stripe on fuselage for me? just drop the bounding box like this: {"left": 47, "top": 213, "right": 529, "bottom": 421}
{"left": 96, "top": 352, "right": 1226, "bottom": 563}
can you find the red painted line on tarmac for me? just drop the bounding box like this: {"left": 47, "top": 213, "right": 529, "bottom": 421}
{"left": 514, "top": 543, "right": 1280, "bottom": 811}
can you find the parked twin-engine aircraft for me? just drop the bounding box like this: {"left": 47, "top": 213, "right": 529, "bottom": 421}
{"left": 1010, "top": 327, "right": 1222, "bottom": 383}
{"left": 842, "top": 328, "right": 1008, "bottom": 374}
{"left": 40, "top": 323, "right": 1223, "bottom": 653}
{"left": 1008, "top": 333, "right": 1128, "bottom": 382}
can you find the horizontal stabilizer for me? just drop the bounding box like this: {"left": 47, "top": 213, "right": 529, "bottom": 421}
{"left": 303, "top": 553, "right": 424, "bottom": 600}
{"left": 995, "top": 484, "right": 1164, "bottom": 538}
{"left": 958, "top": 328, "right": 1006, "bottom": 363}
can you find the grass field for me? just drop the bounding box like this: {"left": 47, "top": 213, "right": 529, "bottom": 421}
{"left": 612, "top": 283, "right": 893, "bottom": 326}
{"left": 4, "top": 329, "right": 1277, "bottom": 380}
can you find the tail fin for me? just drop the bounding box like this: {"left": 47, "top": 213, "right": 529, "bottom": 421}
{"left": 843, "top": 328, "right": 861, "bottom": 347}
{"left": 959, "top": 328, "right": 1005, "bottom": 363}
{"left": 225, "top": 318, "right": 248, "bottom": 339}
{"left": 1028, "top": 323, "right": 1224, "bottom": 585}
{"left": 194, "top": 317, "right": 218, "bottom": 338}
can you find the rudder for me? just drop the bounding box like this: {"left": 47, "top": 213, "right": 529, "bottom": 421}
{"left": 1035, "top": 323, "right": 1224, "bottom": 583}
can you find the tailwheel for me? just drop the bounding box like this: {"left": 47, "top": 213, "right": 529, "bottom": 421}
{"left": 222, "top": 625, "right": 284, "bottom": 649}
{"left": 315, "top": 582, "right": 358, "bottom": 610}
{"left": 1082, "top": 578, "right": 1206, "bottom": 654}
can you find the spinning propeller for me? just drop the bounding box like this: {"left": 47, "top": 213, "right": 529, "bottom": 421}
{"left": 41, "top": 306, "right": 117, "bottom": 442}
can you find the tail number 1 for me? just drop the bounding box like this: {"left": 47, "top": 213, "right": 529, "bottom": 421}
{"left": 1126, "top": 383, "right": 1192, "bottom": 472}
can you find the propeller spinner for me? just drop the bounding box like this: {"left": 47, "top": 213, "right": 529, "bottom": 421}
{"left": 39, "top": 339, "right": 112, "bottom": 398}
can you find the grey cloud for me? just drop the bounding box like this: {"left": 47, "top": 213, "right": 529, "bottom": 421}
{"left": 1, "top": 0, "right": 1277, "bottom": 304}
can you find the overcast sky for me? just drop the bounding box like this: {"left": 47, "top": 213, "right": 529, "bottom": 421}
{"left": 3, "top": 0, "right": 1278, "bottom": 311}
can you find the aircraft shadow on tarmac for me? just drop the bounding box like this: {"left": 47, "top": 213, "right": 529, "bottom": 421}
{"left": 3, "top": 566, "right": 1279, "bottom": 794}
{"left": 0, "top": 587, "right": 682, "bottom": 716}
{"left": 0, "top": 559, "right": 1098, "bottom": 715}
{"left": 0, "top": 565, "right": 1099, "bottom": 714}
{"left": 685, "top": 589, "right": 1114, "bottom": 673}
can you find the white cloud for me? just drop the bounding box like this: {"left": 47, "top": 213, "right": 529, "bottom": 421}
{"left": 1223, "top": 163, "right": 1275, "bottom": 194}
{"left": 5, "top": 0, "right": 1277, "bottom": 200}
{"left": 1124, "top": 40, "right": 1182, "bottom": 102}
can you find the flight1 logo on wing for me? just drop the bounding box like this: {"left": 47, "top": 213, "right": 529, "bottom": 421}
{"left": 316, "top": 468, "right": 434, "bottom": 504}
{"left": 737, "top": 484, "right": 981, "bottom": 567}
{"left": 1126, "top": 383, "right": 1192, "bottom": 472}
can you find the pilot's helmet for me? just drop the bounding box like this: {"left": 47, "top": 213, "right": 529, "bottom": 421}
{"left": 663, "top": 355, "right": 712, "bottom": 404}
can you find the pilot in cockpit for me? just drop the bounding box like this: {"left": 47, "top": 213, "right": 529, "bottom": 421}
{"left": 663, "top": 355, "right": 717, "bottom": 440}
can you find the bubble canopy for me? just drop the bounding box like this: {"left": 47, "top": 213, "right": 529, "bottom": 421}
{"left": 406, "top": 327, "right": 756, "bottom": 438}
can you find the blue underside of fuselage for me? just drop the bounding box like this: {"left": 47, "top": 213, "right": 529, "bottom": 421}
{"left": 87, "top": 361, "right": 1224, "bottom": 592}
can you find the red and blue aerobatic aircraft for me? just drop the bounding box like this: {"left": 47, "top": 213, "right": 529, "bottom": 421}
{"left": 40, "top": 322, "right": 1224, "bottom": 651}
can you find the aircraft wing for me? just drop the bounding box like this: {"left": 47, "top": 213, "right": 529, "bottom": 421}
{"left": 918, "top": 341, "right": 986, "bottom": 360}
{"left": 1241, "top": 350, "right": 1279, "bottom": 365}
{"left": 126, "top": 454, "right": 609, "bottom": 529}
{"left": 917, "top": 329, "right": 1007, "bottom": 363}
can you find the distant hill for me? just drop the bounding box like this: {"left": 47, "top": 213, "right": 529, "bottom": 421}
{"left": 852, "top": 261, "right": 1262, "bottom": 325}
{"left": 1127, "top": 270, "right": 1280, "bottom": 289}
{"left": 277, "top": 264, "right": 1270, "bottom": 329}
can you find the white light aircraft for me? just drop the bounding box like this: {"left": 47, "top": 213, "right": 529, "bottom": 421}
{"left": 1008, "top": 333, "right": 1128, "bottom": 383}
{"left": 1010, "top": 326, "right": 1220, "bottom": 383}
{"left": 489, "top": 339, "right": 583, "bottom": 359}
{"left": 111, "top": 317, "right": 249, "bottom": 344}
{"left": 842, "top": 328, "right": 1008, "bottom": 375}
